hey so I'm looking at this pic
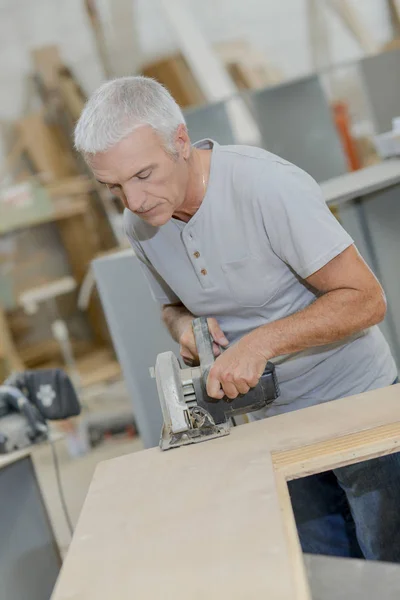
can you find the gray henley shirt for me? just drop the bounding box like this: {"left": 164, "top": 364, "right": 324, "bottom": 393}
{"left": 124, "top": 139, "right": 397, "bottom": 417}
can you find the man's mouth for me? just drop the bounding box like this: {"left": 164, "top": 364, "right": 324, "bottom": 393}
{"left": 137, "top": 205, "right": 158, "bottom": 215}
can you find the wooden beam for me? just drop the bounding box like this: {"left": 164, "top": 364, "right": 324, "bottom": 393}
{"left": 84, "top": 0, "right": 114, "bottom": 78}
{"left": 31, "top": 45, "right": 63, "bottom": 92}
{"left": 159, "top": 0, "right": 262, "bottom": 146}
{"left": 51, "top": 384, "right": 400, "bottom": 599}
{"left": 0, "top": 305, "right": 25, "bottom": 378}
{"left": 0, "top": 136, "right": 25, "bottom": 184}
{"left": 307, "top": 0, "right": 332, "bottom": 71}
{"left": 327, "top": 0, "right": 379, "bottom": 54}
{"left": 387, "top": 0, "right": 400, "bottom": 38}
{"left": 16, "top": 113, "right": 76, "bottom": 181}
{"left": 142, "top": 54, "right": 206, "bottom": 107}
{"left": 108, "top": 0, "right": 143, "bottom": 76}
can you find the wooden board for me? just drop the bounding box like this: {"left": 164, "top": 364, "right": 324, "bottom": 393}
{"left": 51, "top": 384, "right": 400, "bottom": 600}
{"left": 31, "top": 45, "right": 63, "bottom": 92}
{"left": 142, "top": 55, "right": 205, "bottom": 108}
{"left": 159, "top": 0, "right": 261, "bottom": 145}
{"left": 387, "top": 0, "right": 400, "bottom": 38}
{"left": 56, "top": 208, "right": 110, "bottom": 346}
{"left": 16, "top": 113, "right": 77, "bottom": 181}
{"left": 45, "top": 176, "right": 95, "bottom": 198}
{"left": 0, "top": 197, "right": 89, "bottom": 235}
{"left": 58, "top": 71, "right": 86, "bottom": 122}
{"left": 327, "top": 0, "right": 378, "bottom": 54}
{"left": 0, "top": 304, "right": 24, "bottom": 379}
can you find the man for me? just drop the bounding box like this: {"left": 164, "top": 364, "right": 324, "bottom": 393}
{"left": 75, "top": 76, "right": 399, "bottom": 560}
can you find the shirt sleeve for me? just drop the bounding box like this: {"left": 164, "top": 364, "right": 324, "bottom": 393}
{"left": 124, "top": 227, "right": 181, "bottom": 305}
{"left": 257, "top": 162, "right": 354, "bottom": 279}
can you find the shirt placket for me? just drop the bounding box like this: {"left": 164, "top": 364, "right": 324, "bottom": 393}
{"left": 182, "top": 227, "right": 213, "bottom": 289}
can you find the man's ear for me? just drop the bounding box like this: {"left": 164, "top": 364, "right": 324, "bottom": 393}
{"left": 175, "top": 124, "right": 191, "bottom": 160}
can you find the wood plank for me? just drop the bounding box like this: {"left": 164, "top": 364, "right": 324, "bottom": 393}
{"left": 19, "top": 338, "right": 95, "bottom": 367}
{"left": 56, "top": 209, "right": 110, "bottom": 346}
{"left": 142, "top": 55, "right": 205, "bottom": 108}
{"left": 159, "top": 0, "right": 261, "bottom": 145}
{"left": 0, "top": 198, "right": 89, "bottom": 235}
{"left": 51, "top": 384, "right": 400, "bottom": 599}
{"left": 214, "top": 40, "right": 282, "bottom": 88}
{"left": 45, "top": 176, "right": 95, "bottom": 198}
{"left": 388, "top": 0, "right": 400, "bottom": 37}
{"left": 275, "top": 475, "right": 311, "bottom": 600}
{"left": 0, "top": 136, "right": 25, "bottom": 183}
{"left": 0, "top": 304, "right": 25, "bottom": 378}
{"left": 273, "top": 422, "right": 400, "bottom": 479}
{"left": 58, "top": 72, "right": 86, "bottom": 122}
{"left": 108, "top": 0, "right": 143, "bottom": 77}
{"left": 84, "top": 0, "right": 113, "bottom": 78}
{"left": 31, "top": 45, "right": 63, "bottom": 92}
{"left": 307, "top": 0, "right": 331, "bottom": 71}
{"left": 78, "top": 359, "right": 121, "bottom": 388}
{"left": 16, "top": 113, "right": 76, "bottom": 181}
{"left": 327, "top": 0, "right": 378, "bottom": 54}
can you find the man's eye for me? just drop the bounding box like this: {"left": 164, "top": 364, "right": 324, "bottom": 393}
{"left": 137, "top": 171, "right": 151, "bottom": 180}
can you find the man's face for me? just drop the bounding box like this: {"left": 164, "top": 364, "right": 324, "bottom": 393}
{"left": 88, "top": 125, "right": 190, "bottom": 227}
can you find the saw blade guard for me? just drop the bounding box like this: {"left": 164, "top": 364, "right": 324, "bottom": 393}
{"left": 155, "top": 351, "right": 188, "bottom": 434}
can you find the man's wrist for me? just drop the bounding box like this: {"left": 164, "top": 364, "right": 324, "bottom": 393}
{"left": 244, "top": 326, "right": 274, "bottom": 362}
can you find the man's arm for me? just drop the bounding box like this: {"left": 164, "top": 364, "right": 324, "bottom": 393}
{"left": 251, "top": 245, "right": 386, "bottom": 356}
{"left": 162, "top": 303, "right": 229, "bottom": 365}
{"left": 207, "top": 246, "right": 387, "bottom": 399}
{"left": 162, "top": 303, "right": 194, "bottom": 343}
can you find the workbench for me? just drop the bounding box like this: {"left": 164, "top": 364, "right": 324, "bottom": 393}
{"left": 0, "top": 447, "right": 61, "bottom": 600}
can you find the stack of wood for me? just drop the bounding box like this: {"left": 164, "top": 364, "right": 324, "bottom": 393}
{"left": 141, "top": 39, "right": 283, "bottom": 108}
{"left": 0, "top": 45, "right": 122, "bottom": 386}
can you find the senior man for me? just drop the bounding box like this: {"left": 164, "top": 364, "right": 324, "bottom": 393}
{"left": 75, "top": 76, "right": 399, "bottom": 561}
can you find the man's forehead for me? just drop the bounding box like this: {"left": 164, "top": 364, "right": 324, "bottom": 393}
{"left": 89, "top": 126, "right": 163, "bottom": 170}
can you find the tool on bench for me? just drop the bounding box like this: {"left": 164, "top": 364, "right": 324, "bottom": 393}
{"left": 0, "top": 369, "right": 80, "bottom": 453}
{"left": 156, "top": 317, "right": 280, "bottom": 450}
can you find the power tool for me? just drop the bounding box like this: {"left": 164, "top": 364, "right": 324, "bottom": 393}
{"left": 0, "top": 368, "right": 80, "bottom": 453}
{"left": 156, "top": 317, "right": 280, "bottom": 450}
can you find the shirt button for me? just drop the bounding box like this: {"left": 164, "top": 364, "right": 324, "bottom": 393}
{"left": 193, "top": 251, "right": 200, "bottom": 258}
{"left": 201, "top": 268, "right": 207, "bottom": 276}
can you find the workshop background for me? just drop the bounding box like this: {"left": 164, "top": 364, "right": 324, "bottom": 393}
{"left": 1, "top": 1, "right": 400, "bottom": 599}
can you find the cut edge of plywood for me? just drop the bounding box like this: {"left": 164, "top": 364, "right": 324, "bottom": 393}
{"left": 273, "top": 421, "right": 400, "bottom": 479}
{"left": 275, "top": 473, "right": 312, "bottom": 600}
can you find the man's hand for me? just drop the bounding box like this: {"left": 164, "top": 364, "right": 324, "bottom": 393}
{"left": 206, "top": 335, "right": 269, "bottom": 400}
{"left": 180, "top": 318, "right": 229, "bottom": 366}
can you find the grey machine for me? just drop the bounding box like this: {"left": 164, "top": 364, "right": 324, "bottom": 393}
{"left": 157, "top": 316, "right": 279, "bottom": 450}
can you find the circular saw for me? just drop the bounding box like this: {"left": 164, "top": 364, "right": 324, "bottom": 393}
{"left": 156, "top": 317, "right": 280, "bottom": 451}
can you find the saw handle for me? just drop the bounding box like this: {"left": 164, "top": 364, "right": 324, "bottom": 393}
{"left": 192, "top": 317, "right": 279, "bottom": 404}
{"left": 192, "top": 317, "right": 216, "bottom": 378}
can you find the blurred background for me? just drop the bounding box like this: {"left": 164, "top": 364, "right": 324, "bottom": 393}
{"left": 1, "top": 1, "right": 400, "bottom": 597}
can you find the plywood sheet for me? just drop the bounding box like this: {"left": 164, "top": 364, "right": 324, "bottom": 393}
{"left": 52, "top": 384, "right": 400, "bottom": 599}
{"left": 52, "top": 442, "right": 299, "bottom": 600}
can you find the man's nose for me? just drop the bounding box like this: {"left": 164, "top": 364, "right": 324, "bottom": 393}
{"left": 125, "top": 188, "right": 144, "bottom": 213}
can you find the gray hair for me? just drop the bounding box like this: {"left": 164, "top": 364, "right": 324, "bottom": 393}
{"left": 74, "top": 76, "right": 186, "bottom": 155}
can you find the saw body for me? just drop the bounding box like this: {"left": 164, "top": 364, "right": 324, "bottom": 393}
{"left": 156, "top": 317, "right": 280, "bottom": 450}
